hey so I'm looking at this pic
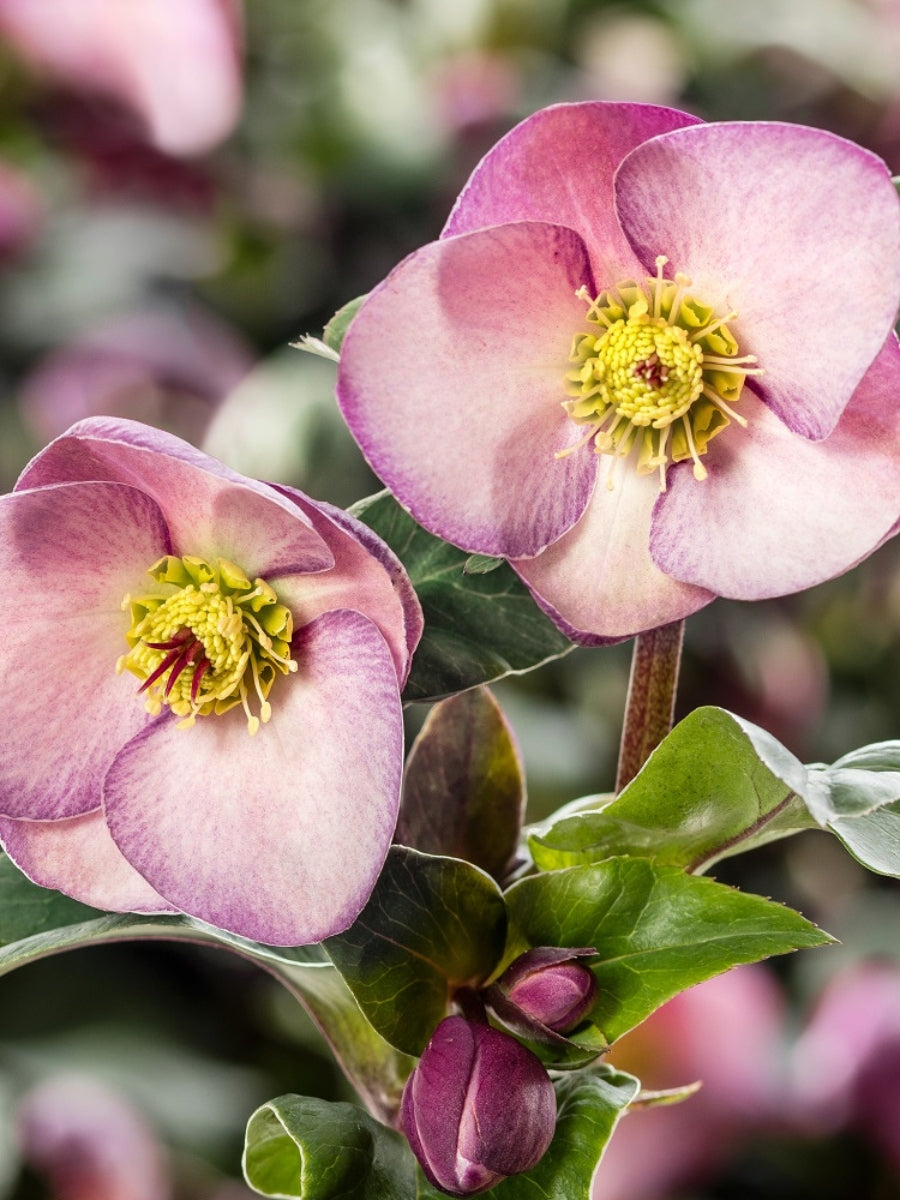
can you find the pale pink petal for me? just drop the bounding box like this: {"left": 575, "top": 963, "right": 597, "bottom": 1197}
{"left": 17, "top": 418, "right": 334, "bottom": 578}
{"left": 615, "top": 121, "right": 900, "bottom": 440}
{"left": 272, "top": 489, "right": 424, "bottom": 687}
{"left": 0, "top": 481, "right": 167, "bottom": 821}
{"left": 444, "top": 101, "right": 701, "bottom": 286}
{"left": 103, "top": 611, "right": 404, "bottom": 945}
{"left": 0, "top": 810, "right": 173, "bottom": 913}
{"left": 650, "top": 336, "right": 900, "bottom": 599}
{"left": 338, "top": 223, "right": 598, "bottom": 558}
{"left": 512, "top": 460, "right": 713, "bottom": 642}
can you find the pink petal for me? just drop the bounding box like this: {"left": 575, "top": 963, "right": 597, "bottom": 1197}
{"left": 444, "top": 101, "right": 701, "bottom": 286}
{"left": 17, "top": 418, "right": 334, "bottom": 578}
{"left": 338, "top": 222, "right": 599, "bottom": 557}
{"left": 0, "top": 481, "right": 168, "bottom": 821}
{"left": 512, "top": 461, "right": 713, "bottom": 642}
{"left": 103, "top": 611, "right": 404, "bottom": 945}
{"left": 0, "top": 810, "right": 173, "bottom": 913}
{"left": 614, "top": 121, "right": 900, "bottom": 440}
{"left": 272, "top": 489, "right": 424, "bottom": 688}
{"left": 650, "top": 335, "right": 900, "bottom": 599}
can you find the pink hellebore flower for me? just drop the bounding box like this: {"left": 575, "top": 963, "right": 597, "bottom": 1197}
{"left": 337, "top": 102, "right": 900, "bottom": 643}
{"left": 0, "top": 418, "right": 422, "bottom": 945}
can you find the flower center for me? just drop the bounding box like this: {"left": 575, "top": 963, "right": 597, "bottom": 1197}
{"left": 118, "top": 555, "right": 297, "bottom": 735}
{"left": 561, "top": 256, "right": 761, "bottom": 490}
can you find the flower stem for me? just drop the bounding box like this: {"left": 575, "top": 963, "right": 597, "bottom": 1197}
{"left": 615, "top": 619, "right": 684, "bottom": 794}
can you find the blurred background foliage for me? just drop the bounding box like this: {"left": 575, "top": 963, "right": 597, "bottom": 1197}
{"left": 2, "top": 1, "right": 900, "bottom": 1197}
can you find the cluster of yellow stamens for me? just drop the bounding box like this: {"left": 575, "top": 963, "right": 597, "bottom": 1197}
{"left": 561, "top": 256, "right": 762, "bottom": 491}
{"left": 118, "top": 555, "right": 297, "bottom": 735}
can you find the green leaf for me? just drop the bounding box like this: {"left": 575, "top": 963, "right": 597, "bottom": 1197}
{"left": 323, "top": 294, "right": 367, "bottom": 355}
{"left": 244, "top": 1095, "right": 415, "bottom": 1199}
{"left": 351, "top": 491, "right": 572, "bottom": 702}
{"left": 463, "top": 554, "right": 505, "bottom": 575}
{"left": 529, "top": 707, "right": 817, "bottom": 874}
{"left": 325, "top": 846, "right": 507, "bottom": 1056}
{"left": 0, "top": 853, "right": 412, "bottom": 1125}
{"left": 489, "top": 1067, "right": 639, "bottom": 1200}
{"left": 808, "top": 741, "right": 900, "bottom": 876}
{"left": 397, "top": 688, "right": 525, "bottom": 883}
{"left": 505, "top": 858, "right": 831, "bottom": 1043}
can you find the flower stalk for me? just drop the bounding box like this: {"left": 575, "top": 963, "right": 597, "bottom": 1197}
{"left": 615, "top": 619, "right": 684, "bottom": 793}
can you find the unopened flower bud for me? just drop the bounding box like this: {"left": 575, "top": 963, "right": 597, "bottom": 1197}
{"left": 401, "top": 1015, "right": 556, "bottom": 1196}
{"left": 491, "top": 947, "right": 598, "bottom": 1034}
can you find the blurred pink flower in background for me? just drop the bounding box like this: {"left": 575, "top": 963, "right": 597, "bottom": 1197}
{"left": 19, "top": 304, "right": 254, "bottom": 448}
{"left": 0, "top": 160, "right": 42, "bottom": 258}
{"left": 17, "top": 1075, "right": 170, "bottom": 1200}
{"left": 594, "top": 965, "right": 786, "bottom": 1199}
{"left": 0, "top": 0, "right": 243, "bottom": 157}
{"left": 789, "top": 961, "right": 900, "bottom": 1173}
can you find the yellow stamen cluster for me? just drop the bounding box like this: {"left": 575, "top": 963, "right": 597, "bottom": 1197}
{"left": 118, "top": 555, "right": 297, "bottom": 735}
{"left": 561, "top": 256, "right": 761, "bottom": 491}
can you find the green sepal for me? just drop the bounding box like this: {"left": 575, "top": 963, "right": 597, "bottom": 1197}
{"left": 397, "top": 687, "right": 525, "bottom": 883}
{"left": 505, "top": 857, "right": 832, "bottom": 1043}
{"left": 351, "top": 491, "right": 572, "bottom": 703}
{"left": 243, "top": 1095, "right": 416, "bottom": 1199}
{"left": 324, "top": 846, "right": 507, "bottom": 1056}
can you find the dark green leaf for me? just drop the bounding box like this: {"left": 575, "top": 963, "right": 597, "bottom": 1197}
{"left": 505, "top": 858, "right": 831, "bottom": 1043}
{"left": 351, "top": 491, "right": 572, "bottom": 702}
{"left": 243, "top": 1095, "right": 415, "bottom": 1199}
{"left": 529, "top": 707, "right": 817, "bottom": 874}
{"left": 325, "top": 846, "right": 507, "bottom": 1056}
{"left": 0, "top": 853, "right": 411, "bottom": 1125}
{"left": 323, "top": 294, "right": 367, "bottom": 355}
{"left": 397, "top": 688, "right": 525, "bottom": 882}
{"left": 489, "top": 1067, "right": 639, "bottom": 1200}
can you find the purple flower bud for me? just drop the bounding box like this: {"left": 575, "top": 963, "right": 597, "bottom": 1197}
{"left": 401, "top": 1016, "right": 557, "bottom": 1196}
{"left": 493, "top": 947, "right": 598, "bottom": 1034}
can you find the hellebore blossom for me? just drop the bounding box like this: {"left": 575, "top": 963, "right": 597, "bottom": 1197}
{"left": 486, "top": 947, "right": 598, "bottom": 1039}
{"left": 337, "top": 102, "right": 900, "bottom": 642}
{"left": 401, "top": 1016, "right": 557, "bottom": 1196}
{"left": 0, "top": 418, "right": 422, "bottom": 945}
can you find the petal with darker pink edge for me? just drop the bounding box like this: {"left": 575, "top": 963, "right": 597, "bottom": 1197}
{"left": 103, "top": 611, "right": 404, "bottom": 945}
{"left": 0, "top": 809, "right": 174, "bottom": 913}
{"left": 651, "top": 336, "right": 900, "bottom": 599}
{"left": 0, "top": 481, "right": 168, "bottom": 821}
{"left": 16, "top": 418, "right": 334, "bottom": 578}
{"left": 338, "top": 222, "right": 598, "bottom": 558}
{"left": 444, "top": 101, "right": 702, "bottom": 286}
{"left": 512, "top": 460, "right": 713, "bottom": 642}
{"left": 272, "top": 488, "right": 424, "bottom": 688}
{"left": 615, "top": 122, "right": 900, "bottom": 440}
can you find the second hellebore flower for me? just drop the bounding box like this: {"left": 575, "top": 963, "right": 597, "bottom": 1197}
{"left": 337, "top": 102, "right": 900, "bottom": 642}
{"left": 0, "top": 418, "right": 422, "bottom": 945}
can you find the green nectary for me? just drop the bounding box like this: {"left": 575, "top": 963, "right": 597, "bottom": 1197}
{"left": 118, "top": 554, "right": 296, "bottom": 735}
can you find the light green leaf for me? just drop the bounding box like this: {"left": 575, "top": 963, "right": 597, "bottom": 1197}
{"left": 529, "top": 708, "right": 817, "bottom": 874}
{"left": 351, "top": 491, "right": 572, "bottom": 703}
{"left": 244, "top": 1095, "right": 415, "bottom": 1199}
{"left": 397, "top": 687, "right": 525, "bottom": 883}
{"left": 505, "top": 858, "right": 831, "bottom": 1042}
{"left": 325, "top": 847, "right": 507, "bottom": 1056}
{"left": 808, "top": 741, "right": 900, "bottom": 876}
{"left": 323, "top": 294, "right": 367, "bottom": 355}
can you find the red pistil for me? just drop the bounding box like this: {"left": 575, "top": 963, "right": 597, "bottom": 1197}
{"left": 138, "top": 628, "right": 211, "bottom": 700}
{"left": 634, "top": 353, "right": 668, "bottom": 389}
